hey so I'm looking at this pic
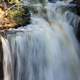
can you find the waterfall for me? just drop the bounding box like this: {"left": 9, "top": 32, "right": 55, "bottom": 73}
{"left": 1, "top": 36, "right": 14, "bottom": 80}
{"left": 49, "top": 0, "right": 73, "bottom": 3}
{"left": 0, "top": 0, "right": 80, "bottom": 80}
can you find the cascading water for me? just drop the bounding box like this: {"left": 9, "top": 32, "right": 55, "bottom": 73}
{"left": 0, "top": 0, "right": 80, "bottom": 80}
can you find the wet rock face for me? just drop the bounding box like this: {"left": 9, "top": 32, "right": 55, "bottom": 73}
{"left": 69, "top": 0, "right": 80, "bottom": 42}
{"left": 76, "top": 22, "right": 80, "bottom": 42}
{"left": 0, "top": 39, "right": 3, "bottom": 80}
{"left": 74, "top": 0, "right": 80, "bottom": 42}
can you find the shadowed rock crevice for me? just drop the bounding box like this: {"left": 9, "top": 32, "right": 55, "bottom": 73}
{"left": 0, "top": 39, "right": 3, "bottom": 80}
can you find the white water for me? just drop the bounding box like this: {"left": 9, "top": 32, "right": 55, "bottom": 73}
{"left": 0, "top": 0, "right": 80, "bottom": 80}
{"left": 49, "top": 0, "right": 73, "bottom": 3}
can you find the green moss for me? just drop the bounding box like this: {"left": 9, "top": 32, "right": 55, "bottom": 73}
{"left": 8, "top": 5, "right": 31, "bottom": 27}
{"left": 0, "top": 0, "right": 31, "bottom": 28}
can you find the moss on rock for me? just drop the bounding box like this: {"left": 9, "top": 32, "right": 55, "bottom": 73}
{"left": 0, "top": 0, "right": 31, "bottom": 29}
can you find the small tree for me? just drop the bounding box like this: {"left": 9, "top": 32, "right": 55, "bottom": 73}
{"left": 0, "top": 0, "right": 31, "bottom": 29}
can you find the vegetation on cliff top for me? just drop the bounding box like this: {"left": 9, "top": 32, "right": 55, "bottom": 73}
{"left": 0, "top": 0, "right": 31, "bottom": 29}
